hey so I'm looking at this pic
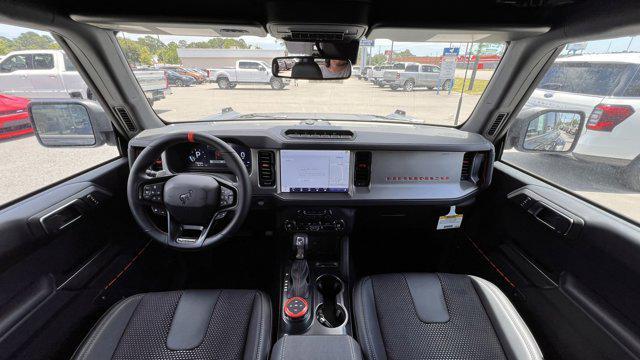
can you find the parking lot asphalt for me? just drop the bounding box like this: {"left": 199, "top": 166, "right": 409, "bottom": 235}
{"left": 1, "top": 77, "right": 639, "bottom": 225}
{"left": 0, "top": 135, "right": 119, "bottom": 205}
{"left": 503, "top": 149, "right": 640, "bottom": 223}
{"left": 153, "top": 77, "right": 481, "bottom": 125}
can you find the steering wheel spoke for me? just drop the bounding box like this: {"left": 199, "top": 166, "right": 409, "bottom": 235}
{"left": 136, "top": 174, "right": 175, "bottom": 206}
{"left": 210, "top": 175, "right": 239, "bottom": 211}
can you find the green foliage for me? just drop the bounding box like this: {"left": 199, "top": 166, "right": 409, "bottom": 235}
{"left": 137, "top": 35, "right": 165, "bottom": 54}
{"left": 0, "top": 32, "right": 59, "bottom": 55}
{"left": 395, "top": 49, "right": 414, "bottom": 57}
{"left": 1, "top": 30, "right": 259, "bottom": 66}
{"left": 186, "top": 38, "right": 251, "bottom": 49}
{"left": 370, "top": 54, "right": 387, "bottom": 65}
{"left": 157, "top": 42, "right": 180, "bottom": 64}
{"left": 116, "top": 35, "right": 259, "bottom": 66}
{"left": 0, "top": 36, "right": 14, "bottom": 55}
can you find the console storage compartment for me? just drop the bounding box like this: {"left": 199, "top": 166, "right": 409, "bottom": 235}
{"left": 270, "top": 335, "right": 362, "bottom": 360}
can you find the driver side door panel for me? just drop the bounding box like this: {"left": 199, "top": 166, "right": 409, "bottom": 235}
{"left": 0, "top": 158, "right": 143, "bottom": 359}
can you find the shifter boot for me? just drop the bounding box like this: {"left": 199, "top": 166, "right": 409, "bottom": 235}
{"left": 290, "top": 259, "right": 310, "bottom": 299}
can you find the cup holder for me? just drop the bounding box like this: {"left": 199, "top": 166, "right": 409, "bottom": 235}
{"left": 316, "top": 275, "right": 347, "bottom": 328}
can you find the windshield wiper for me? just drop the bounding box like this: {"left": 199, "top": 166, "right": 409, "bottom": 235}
{"left": 236, "top": 113, "right": 283, "bottom": 120}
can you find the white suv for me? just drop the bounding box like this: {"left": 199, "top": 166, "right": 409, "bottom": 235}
{"left": 526, "top": 53, "right": 640, "bottom": 190}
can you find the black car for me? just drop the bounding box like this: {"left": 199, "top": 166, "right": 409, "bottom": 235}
{"left": 165, "top": 69, "right": 195, "bottom": 87}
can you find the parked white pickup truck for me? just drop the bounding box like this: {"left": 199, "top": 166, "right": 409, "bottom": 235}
{"left": 0, "top": 50, "right": 168, "bottom": 104}
{"left": 382, "top": 63, "right": 447, "bottom": 91}
{"left": 207, "top": 60, "right": 288, "bottom": 90}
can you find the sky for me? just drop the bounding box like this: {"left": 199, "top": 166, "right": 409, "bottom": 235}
{"left": 3, "top": 22, "right": 640, "bottom": 57}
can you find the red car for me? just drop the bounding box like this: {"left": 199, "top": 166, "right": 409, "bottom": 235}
{"left": 0, "top": 94, "right": 32, "bottom": 139}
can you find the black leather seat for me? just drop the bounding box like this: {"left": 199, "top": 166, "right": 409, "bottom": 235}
{"left": 354, "top": 273, "right": 543, "bottom": 360}
{"left": 73, "top": 289, "right": 271, "bottom": 360}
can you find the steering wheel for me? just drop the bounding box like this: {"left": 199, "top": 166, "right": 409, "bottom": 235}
{"left": 127, "top": 131, "right": 251, "bottom": 249}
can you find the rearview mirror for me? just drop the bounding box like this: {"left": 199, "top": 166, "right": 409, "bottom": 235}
{"left": 28, "top": 99, "right": 117, "bottom": 148}
{"left": 510, "top": 109, "right": 585, "bottom": 153}
{"left": 272, "top": 56, "right": 352, "bottom": 80}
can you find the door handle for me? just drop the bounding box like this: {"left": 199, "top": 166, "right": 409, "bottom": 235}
{"left": 39, "top": 199, "right": 85, "bottom": 234}
{"left": 529, "top": 202, "right": 573, "bottom": 235}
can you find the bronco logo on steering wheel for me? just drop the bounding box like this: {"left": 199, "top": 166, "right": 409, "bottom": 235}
{"left": 179, "top": 190, "right": 193, "bottom": 205}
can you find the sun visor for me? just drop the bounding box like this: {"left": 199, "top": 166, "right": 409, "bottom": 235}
{"left": 368, "top": 27, "right": 549, "bottom": 42}
{"left": 69, "top": 18, "right": 267, "bottom": 37}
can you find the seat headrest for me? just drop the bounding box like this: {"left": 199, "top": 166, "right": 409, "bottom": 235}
{"left": 291, "top": 61, "right": 322, "bottom": 79}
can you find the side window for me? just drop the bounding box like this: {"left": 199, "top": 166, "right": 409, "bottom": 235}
{"left": 623, "top": 68, "right": 640, "bottom": 97}
{"left": 32, "top": 54, "right": 54, "bottom": 70}
{"left": 0, "top": 54, "right": 31, "bottom": 72}
{"left": 0, "top": 23, "right": 119, "bottom": 207}
{"left": 239, "top": 62, "right": 257, "bottom": 70}
{"left": 406, "top": 64, "right": 419, "bottom": 72}
{"left": 63, "top": 54, "right": 77, "bottom": 71}
{"left": 503, "top": 36, "right": 640, "bottom": 223}
{"left": 420, "top": 65, "right": 430, "bottom": 72}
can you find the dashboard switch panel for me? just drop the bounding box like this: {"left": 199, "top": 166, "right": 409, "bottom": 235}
{"left": 280, "top": 208, "right": 353, "bottom": 233}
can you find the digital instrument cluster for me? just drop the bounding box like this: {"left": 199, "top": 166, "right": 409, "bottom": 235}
{"left": 165, "top": 142, "right": 252, "bottom": 173}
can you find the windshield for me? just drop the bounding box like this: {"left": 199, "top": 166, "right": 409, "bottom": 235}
{"left": 118, "top": 32, "right": 504, "bottom": 125}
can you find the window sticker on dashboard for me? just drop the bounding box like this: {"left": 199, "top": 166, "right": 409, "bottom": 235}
{"left": 437, "top": 206, "right": 463, "bottom": 230}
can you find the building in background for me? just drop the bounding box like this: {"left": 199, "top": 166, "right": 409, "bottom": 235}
{"left": 177, "top": 48, "right": 286, "bottom": 68}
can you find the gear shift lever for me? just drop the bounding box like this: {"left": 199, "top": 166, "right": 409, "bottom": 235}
{"left": 293, "top": 233, "right": 307, "bottom": 259}
{"left": 288, "top": 234, "right": 310, "bottom": 299}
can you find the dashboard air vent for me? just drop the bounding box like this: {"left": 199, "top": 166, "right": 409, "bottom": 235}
{"left": 354, "top": 151, "right": 372, "bottom": 187}
{"left": 461, "top": 152, "right": 475, "bottom": 180}
{"left": 486, "top": 112, "right": 508, "bottom": 136}
{"left": 258, "top": 150, "right": 276, "bottom": 187}
{"left": 114, "top": 106, "right": 136, "bottom": 132}
{"left": 461, "top": 152, "right": 486, "bottom": 184}
{"left": 284, "top": 129, "right": 354, "bottom": 139}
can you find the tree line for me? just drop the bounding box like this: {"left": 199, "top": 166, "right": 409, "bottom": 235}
{"left": 0, "top": 32, "right": 258, "bottom": 67}
{"left": 0, "top": 32, "right": 60, "bottom": 55}
{"left": 117, "top": 35, "right": 257, "bottom": 66}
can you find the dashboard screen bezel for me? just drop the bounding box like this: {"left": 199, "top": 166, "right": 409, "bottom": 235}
{"left": 279, "top": 149, "right": 352, "bottom": 193}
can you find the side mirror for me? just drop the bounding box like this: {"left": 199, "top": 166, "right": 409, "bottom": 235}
{"left": 509, "top": 108, "right": 585, "bottom": 153}
{"left": 28, "top": 99, "right": 117, "bottom": 148}
{"left": 258, "top": 66, "right": 266, "bottom": 71}
{"left": 272, "top": 56, "right": 351, "bottom": 80}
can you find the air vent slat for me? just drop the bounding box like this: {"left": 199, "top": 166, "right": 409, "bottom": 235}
{"left": 354, "top": 151, "right": 372, "bottom": 187}
{"left": 460, "top": 152, "right": 476, "bottom": 181}
{"left": 486, "top": 112, "right": 508, "bottom": 136}
{"left": 284, "top": 129, "right": 354, "bottom": 140}
{"left": 258, "top": 150, "right": 275, "bottom": 187}
{"left": 114, "top": 106, "right": 136, "bottom": 132}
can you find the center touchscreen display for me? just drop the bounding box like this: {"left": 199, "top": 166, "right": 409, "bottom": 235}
{"left": 280, "top": 150, "right": 350, "bottom": 193}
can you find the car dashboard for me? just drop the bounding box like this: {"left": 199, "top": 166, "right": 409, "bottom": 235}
{"left": 128, "top": 119, "right": 494, "bottom": 206}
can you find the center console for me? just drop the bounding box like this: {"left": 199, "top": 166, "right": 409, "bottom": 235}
{"left": 277, "top": 207, "right": 354, "bottom": 338}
